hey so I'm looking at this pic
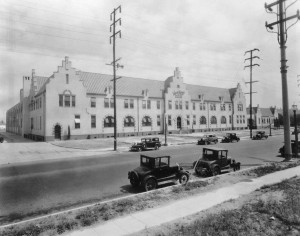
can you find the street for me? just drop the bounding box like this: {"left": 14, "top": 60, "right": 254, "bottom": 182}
{"left": 0, "top": 135, "right": 284, "bottom": 224}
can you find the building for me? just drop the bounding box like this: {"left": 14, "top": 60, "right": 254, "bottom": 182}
{"left": 6, "top": 57, "right": 248, "bottom": 141}
{"left": 246, "top": 105, "right": 279, "bottom": 129}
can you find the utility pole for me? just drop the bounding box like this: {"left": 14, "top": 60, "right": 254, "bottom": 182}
{"left": 265, "top": 0, "right": 300, "bottom": 160}
{"left": 244, "top": 49, "right": 260, "bottom": 139}
{"left": 110, "top": 6, "right": 122, "bottom": 151}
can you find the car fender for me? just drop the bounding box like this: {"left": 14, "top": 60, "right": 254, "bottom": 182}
{"left": 210, "top": 164, "right": 220, "bottom": 172}
{"left": 142, "top": 175, "right": 157, "bottom": 185}
{"left": 128, "top": 170, "right": 140, "bottom": 181}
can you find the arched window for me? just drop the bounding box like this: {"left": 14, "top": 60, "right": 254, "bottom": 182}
{"left": 124, "top": 116, "right": 135, "bottom": 127}
{"left": 211, "top": 116, "right": 217, "bottom": 124}
{"left": 104, "top": 116, "right": 114, "bottom": 127}
{"left": 221, "top": 116, "right": 226, "bottom": 124}
{"left": 142, "top": 116, "right": 152, "bottom": 126}
{"left": 200, "top": 116, "right": 206, "bottom": 125}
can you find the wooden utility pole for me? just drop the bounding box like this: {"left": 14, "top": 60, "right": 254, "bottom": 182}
{"left": 265, "top": 0, "right": 300, "bottom": 160}
{"left": 244, "top": 49, "right": 260, "bottom": 139}
{"left": 110, "top": 6, "right": 122, "bottom": 151}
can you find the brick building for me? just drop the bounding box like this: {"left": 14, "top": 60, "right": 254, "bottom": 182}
{"left": 6, "top": 57, "right": 248, "bottom": 141}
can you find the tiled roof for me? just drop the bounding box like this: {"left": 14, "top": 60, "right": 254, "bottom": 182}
{"left": 246, "top": 107, "right": 257, "bottom": 115}
{"left": 260, "top": 108, "right": 274, "bottom": 117}
{"left": 34, "top": 71, "right": 237, "bottom": 102}
{"left": 36, "top": 76, "right": 48, "bottom": 91}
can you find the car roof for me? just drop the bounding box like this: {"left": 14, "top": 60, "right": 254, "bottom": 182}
{"left": 203, "top": 147, "right": 228, "bottom": 151}
{"left": 140, "top": 154, "right": 171, "bottom": 159}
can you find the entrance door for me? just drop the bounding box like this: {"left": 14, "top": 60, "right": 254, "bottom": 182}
{"left": 177, "top": 117, "right": 182, "bottom": 129}
{"left": 54, "top": 125, "right": 61, "bottom": 140}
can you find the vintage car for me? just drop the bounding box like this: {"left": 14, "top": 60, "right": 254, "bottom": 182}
{"left": 252, "top": 131, "right": 268, "bottom": 140}
{"left": 221, "top": 133, "right": 240, "bottom": 143}
{"left": 197, "top": 134, "right": 218, "bottom": 145}
{"left": 128, "top": 154, "right": 190, "bottom": 191}
{"left": 130, "top": 137, "right": 161, "bottom": 151}
{"left": 193, "top": 147, "right": 240, "bottom": 177}
{"left": 279, "top": 140, "right": 300, "bottom": 157}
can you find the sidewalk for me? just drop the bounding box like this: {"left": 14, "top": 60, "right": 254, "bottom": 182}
{"left": 66, "top": 165, "right": 300, "bottom": 236}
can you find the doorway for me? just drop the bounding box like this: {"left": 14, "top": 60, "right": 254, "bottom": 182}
{"left": 177, "top": 116, "right": 182, "bottom": 129}
{"left": 54, "top": 124, "right": 61, "bottom": 140}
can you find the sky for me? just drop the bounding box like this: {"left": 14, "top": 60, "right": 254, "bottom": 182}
{"left": 0, "top": 0, "right": 299, "bottom": 122}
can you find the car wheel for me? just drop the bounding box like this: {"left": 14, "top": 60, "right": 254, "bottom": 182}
{"left": 144, "top": 178, "right": 157, "bottom": 191}
{"left": 138, "top": 147, "right": 142, "bottom": 152}
{"left": 179, "top": 173, "right": 189, "bottom": 185}
{"left": 205, "top": 141, "right": 208, "bottom": 145}
{"left": 214, "top": 140, "right": 218, "bottom": 144}
{"left": 212, "top": 167, "right": 220, "bottom": 176}
{"left": 154, "top": 145, "right": 158, "bottom": 150}
{"left": 129, "top": 173, "right": 140, "bottom": 187}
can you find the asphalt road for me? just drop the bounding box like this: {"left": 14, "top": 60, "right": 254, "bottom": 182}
{"left": 0, "top": 135, "right": 284, "bottom": 223}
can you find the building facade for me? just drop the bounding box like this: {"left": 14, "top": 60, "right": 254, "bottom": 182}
{"left": 246, "top": 105, "right": 279, "bottom": 129}
{"left": 6, "top": 57, "right": 248, "bottom": 141}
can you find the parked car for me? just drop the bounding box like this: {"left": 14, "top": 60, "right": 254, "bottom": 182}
{"left": 193, "top": 147, "right": 240, "bottom": 177}
{"left": 221, "top": 133, "right": 240, "bottom": 143}
{"left": 197, "top": 134, "right": 218, "bottom": 145}
{"left": 279, "top": 140, "right": 300, "bottom": 157}
{"left": 0, "top": 136, "right": 3, "bottom": 143}
{"left": 130, "top": 137, "right": 161, "bottom": 151}
{"left": 252, "top": 131, "right": 268, "bottom": 140}
{"left": 128, "top": 154, "right": 190, "bottom": 191}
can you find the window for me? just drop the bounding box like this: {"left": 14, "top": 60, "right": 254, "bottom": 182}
{"left": 210, "top": 103, "right": 216, "bottom": 111}
{"left": 31, "top": 117, "right": 34, "bottom": 130}
{"left": 200, "top": 116, "right": 206, "bottom": 125}
{"left": 91, "top": 97, "right": 96, "bottom": 108}
{"left": 193, "top": 115, "right": 196, "bottom": 125}
{"left": 229, "top": 115, "right": 232, "bottom": 124}
{"left": 211, "top": 116, "right": 217, "bottom": 124}
{"left": 66, "top": 74, "right": 69, "bottom": 84}
{"left": 72, "top": 95, "right": 75, "bottom": 107}
{"left": 185, "top": 101, "right": 189, "bottom": 110}
{"left": 40, "top": 116, "right": 42, "bottom": 130}
{"left": 124, "top": 116, "right": 135, "bottom": 127}
{"left": 124, "top": 99, "right": 129, "bottom": 108}
{"left": 65, "top": 95, "right": 70, "bottom": 107}
{"left": 221, "top": 116, "right": 226, "bottom": 124}
{"left": 104, "top": 98, "right": 109, "bottom": 108}
{"left": 237, "top": 115, "right": 239, "bottom": 124}
{"left": 179, "top": 101, "right": 182, "bottom": 110}
{"left": 75, "top": 115, "right": 80, "bottom": 129}
{"left": 130, "top": 99, "right": 134, "bottom": 109}
{"left": 168, "top": 100, "right": 172, "bottom": 109}
{"left": 147, "top": 100, "right": 151, "bottom": 109}
{"left": 142, "top": 100, "right": 146, "bottom": 109}
{"left": 238, "top": 104, "right": 243, "bottom": 111}
{"left": 186, "top": 115, "right": 190, "bottom": 126}
{"left": 91, "top": 115, "right": 96, "bottom": 128}
{"left": 104, "top": 116, "right": 114, "bottom": 127}
{"left": 157, "top": 100, "right": 160, "bottom": 109}
{"left": 193, "top": 102, "right": 195, "bottom": 110}
{"left": 157, "top": 115, "right": 161, "bottom": 126}
{"left": 240, "top": 116, "right": 243, "bottom": 124}
{"left": 168, "top": 115, "right": 172, "bottom": 126}
{"left": 110, "top": 98, "right": 114, "bottom": 108}
{"left": 229, "top": 104, "right": 232, "bottom": 111}
{"left": 142, "top": 116, "right": 152, "bottom": 126}
{"left": 220, "top": 104, "right": 226, "bottom": 111}
{"left": 243, "top": 115, "right": 245, "bottom": 124}
{"left": 175, "top": 101, "right": 179, "bottom": 110}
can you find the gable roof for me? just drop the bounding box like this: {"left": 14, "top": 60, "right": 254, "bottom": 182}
{"left": 34, "top": 71, "right": 237, "bottom": 102}
{"left": 260, "top": 108, "right": 275, "bottom": 117}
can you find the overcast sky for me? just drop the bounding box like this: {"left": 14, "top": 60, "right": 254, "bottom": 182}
{"left": 0, "top": 0, "right": 299, "bottom": 122}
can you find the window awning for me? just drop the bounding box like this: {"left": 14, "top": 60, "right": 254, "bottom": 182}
{"left": 75, "top": 118, "right": 80, "bottom": 123}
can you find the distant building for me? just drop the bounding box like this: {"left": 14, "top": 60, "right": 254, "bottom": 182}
{"left": 6, "top": 57, "right": 248, "bottom": 141}
{"left": 246, "top": 105, "right": 279, "bottom": 129}
{"left": 0, "top": 120, "right": 5, "bottom": 130}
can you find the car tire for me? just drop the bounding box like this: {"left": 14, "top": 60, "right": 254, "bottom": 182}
{"left": 129, "top": 173, "right": 140, "bottom": 187}
{"left": 205, "top": 141, "right": 208, "bottom": 145}
{"left": 154, "top": 145, "right": 158, "bottom": 150}
{"left": 138, "top": 147, "right": 142, "bottom": 152}
{"left": 179, "top": 173, "right": 189, "bottom": 185}
{"left": 212, "top": 167, "right": 220, "bottom": 176}
{"left": 144, "top": 178, "right": 157, "bottom": 191}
